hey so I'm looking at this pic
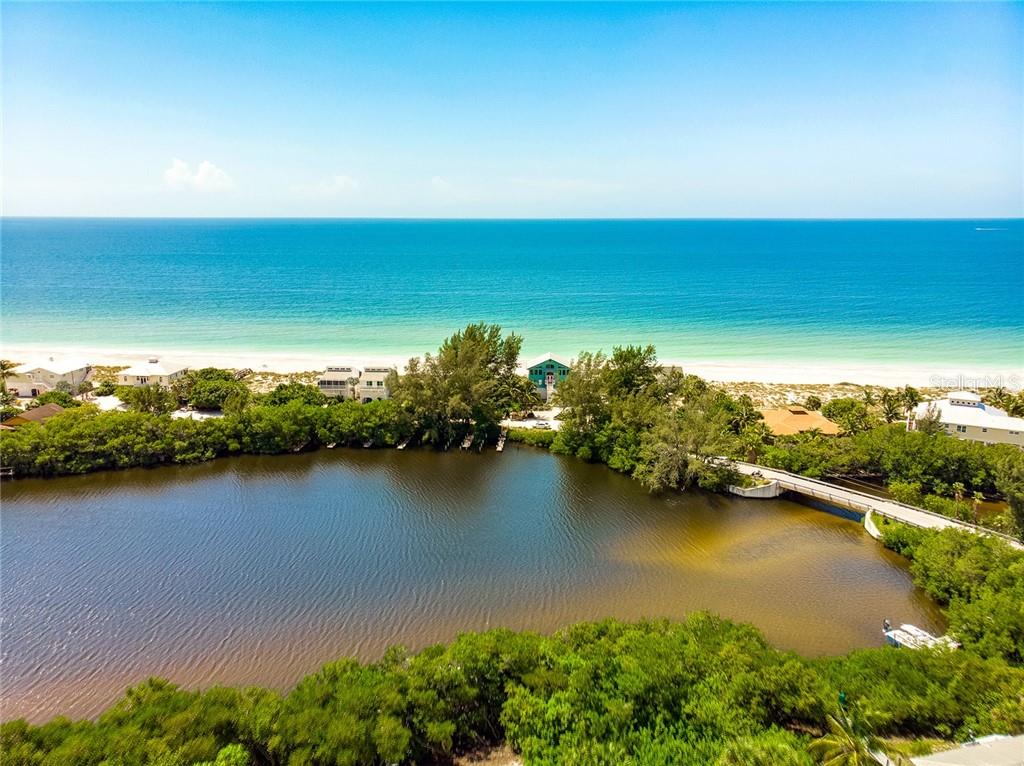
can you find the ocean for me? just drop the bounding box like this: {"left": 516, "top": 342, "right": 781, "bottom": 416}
{"left": 2, "top": 218, "right": 1021, "bottom": 369}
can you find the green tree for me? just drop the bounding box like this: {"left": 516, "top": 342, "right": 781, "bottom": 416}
{"left": 804, "top": 395, "right": 823, "bottom": 411}
{"left": 821, "top": 398, "right": 874, "bottom": 433}
{"left": 898, "top": 386, "right": 922, "bottom": 411}
{"left": 634, "top": 391, "right": 738, "bottom": 492}
{"left": 262, "top": 382, "right": 328, "bottom": 407}
{"left": 31, "top": 390, "right": 81, "bottom": 409}
{"left": 995, "top": 451, "right": 1024, "bottom": 540}
{"left": 808, "top": 709, "right": 911, "bottom": 766}
{"left": 391, "top": 323, "right": 524, "bottom": 446}
{"left": 120, "top": 384, "right": 177, "bottom": 415}
{"left": 879, "top": 390, "right": 903, "bottom": 423}
{"left": 0, "top": 359, "right": 19, "bottom": 395}
{"left": 550, "top": 350, "right": 611, "bottom": 460}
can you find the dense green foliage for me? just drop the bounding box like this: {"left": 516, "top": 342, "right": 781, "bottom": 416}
{"left": 550, "top": 347, "right": 743, "bottom": 492}
{"left": 4, "top": 614, "right": 1022, "bottom": 766}
{"left": 760, "top": 424, "right": 1024, "bottom": 538}
{"left": 879, "top": 523, "right": 1024, "bottom": 665}
{"left": 173, "top": 368, "right": 252, "bottom": 411}
{"left": 29, "top": 390, "right": 81, "bottom": 409}
{"left": 389, "top": 323, "right": 539, "bottom": 447}
{"left": 507, "top": 428, "right": 557, "bottom": 449}
{"left": 0, "top": 399, "right": 406, "bottom": 476}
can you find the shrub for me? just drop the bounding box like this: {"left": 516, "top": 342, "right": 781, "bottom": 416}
{"left": 507, "top": 428, "right": 556, "bottom": 449}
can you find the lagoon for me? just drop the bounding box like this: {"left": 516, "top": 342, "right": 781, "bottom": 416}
{"left": 0, "top": 447, "right": 943, "bottom": 722}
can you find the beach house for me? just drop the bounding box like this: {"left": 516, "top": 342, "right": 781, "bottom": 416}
{"left": 317, "top": 366, "right": 360, "bottom": 399}
{"left": 3, "top": 403, "right": 66, "bottom": 428}
{"left": 358, "top": 366, "right": 394, "bottom": 402}
{"left": 7, "top": 357, "right": 91, "bottom": 398}
{"left": 759, "top": 406, "right": 843, "bottom": 436}
{"left": 908, "top": 391, "right": 1024, "bottom": 447}
{"left": 525, "top": 353, "right": 571, "bottom": 402}
{"left": 118, "top": 358, "right": 188, "bottom": 387}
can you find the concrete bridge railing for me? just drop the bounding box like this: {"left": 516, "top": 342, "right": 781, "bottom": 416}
{"left": 727, "top": 460, "right": 1024, "bottom": 551}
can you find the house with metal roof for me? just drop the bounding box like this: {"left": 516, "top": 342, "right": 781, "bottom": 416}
{"left": 7, "top": 357, "right": 91, "bottom": 398}
{"left": 908, "top": 391, "right": 1024, "bottom": 447}
{"left": 524, "top": 353, "right": 571, "bottom": 402}
{"left": 118, "top": 358, "right": 189, "bottom": 387}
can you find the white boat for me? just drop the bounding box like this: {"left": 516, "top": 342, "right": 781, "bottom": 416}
{"left": 884, "top": 621, "right": 959, "bottom": 651}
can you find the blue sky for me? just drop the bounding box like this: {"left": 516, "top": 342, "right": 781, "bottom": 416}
{"left": 3, "top": 2, "right": 1021, "bottom": 217}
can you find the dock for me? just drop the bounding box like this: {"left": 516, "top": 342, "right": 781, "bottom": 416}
{"left": 496, "top": 429, "right": 507, "bottom": 452}
{"left": 460, "top": 432, "right": 474, "bottom": 450}
{"left": 397, "top": 436, "right": 412, "bottom": 450}
{"left": 362, "top": 439, "right": 373, "bottom": 449}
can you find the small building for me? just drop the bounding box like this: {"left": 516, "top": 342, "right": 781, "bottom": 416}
{"left": 525, "top": 353, "right": 571, "bottom": 402}
{"left": 759, "top": 406, "right": 842, "bottom": 436}
{"left": 118, "top": 358, "right": 188, "bottom": 387}
{"left": 3, "top": 403, "right": 66, "bottom": 428}
{"left": 358, "top": 366, "right": 394, "bottom": 403}
{"left": 318, "top": 366, "right": 360, "bottom": 399}
{"left": 7, "top": 357, "right": 91, "bottom": 398}
{"left": 908, "top": 391, "right": 1024, "bottom": 447}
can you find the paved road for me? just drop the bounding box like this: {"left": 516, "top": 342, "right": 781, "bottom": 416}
{"left": 730, "top": 460, "right": 1024, "bottom": 550}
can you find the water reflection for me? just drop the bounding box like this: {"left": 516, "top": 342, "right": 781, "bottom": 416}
{"left": 1, "top": 447, "right": 942, "bottom": 722}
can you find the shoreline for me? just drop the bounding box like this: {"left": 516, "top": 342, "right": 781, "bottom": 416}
{"left": 3, "top": 342, "right": 1021, "bottom": 388}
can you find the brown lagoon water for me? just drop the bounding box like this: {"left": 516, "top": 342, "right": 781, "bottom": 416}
{"left": 0, "top": 447, "right": 942, "bottom": 722}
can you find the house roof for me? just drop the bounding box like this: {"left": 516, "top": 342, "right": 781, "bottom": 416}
{"left": 6, "top": 403, "right": 66, "bottom": 426}
{"left": 15, "top": 357, "right": 91, "bottom": 376}
{"left": 524, "top": 353, "right": 572, "bottom": 369}
{"left": 912, "top": 397, "right": 1024, "bottom": 431}
{"left": 947, "top": 390, "right": 982, "bottom": 403}
{"left": 120, "top": 358, "right": 188, "bottom": 377}
{"left": 759, "top": 407, "right": 842, "bottom": 436}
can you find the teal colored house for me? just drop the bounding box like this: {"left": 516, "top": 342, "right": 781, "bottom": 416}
{"left": 525, "top": 353, "right": 571, "bottom": 401}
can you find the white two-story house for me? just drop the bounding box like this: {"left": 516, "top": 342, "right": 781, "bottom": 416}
{"left": 358, "top": 366, "right": 393, "bottom": 402}
{"left": 908, "top": 391, "right": 1024, "bottom": 447}
{"left": 317, "top": 366, "right": 360, "bottom": 399}
{"left": 7, "top": 357, "right": 92, "bottom": 398}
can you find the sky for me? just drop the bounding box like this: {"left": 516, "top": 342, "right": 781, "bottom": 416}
{"left": 2, "top": 2, "right": 1022, "bottom": 218}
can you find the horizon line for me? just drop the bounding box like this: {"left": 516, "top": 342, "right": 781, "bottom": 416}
{"left": 3, "top": 215, "right": 1022, "bottom": 222}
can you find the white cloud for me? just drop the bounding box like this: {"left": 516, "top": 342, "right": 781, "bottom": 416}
{"left": 164, "top": 159, "right": 234, "bottom": 191}
{"left": 289, "top": 174, "right": 359, "bottom": 197}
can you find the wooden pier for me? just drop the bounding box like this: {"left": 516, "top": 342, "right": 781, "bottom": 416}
{"left": 496, "top": 429, "right": 507, "bottom": 452}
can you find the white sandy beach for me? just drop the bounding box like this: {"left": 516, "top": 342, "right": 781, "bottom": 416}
{"left": 4, "top": 343, "right": 1020, "bottom": 389}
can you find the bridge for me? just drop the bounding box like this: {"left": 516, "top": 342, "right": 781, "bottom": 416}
{"left": 727, "top": 460, "right": 1024, "bottom": 551}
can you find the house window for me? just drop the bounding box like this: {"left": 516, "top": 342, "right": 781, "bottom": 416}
{"left": 138, "top": 376, "right": 149, "bottom": 384}
{"left": 956, "top": 425, "right": 967, "bottom": 433}
{"left": 981, "top": 428, "right": 988, "bottom": 433}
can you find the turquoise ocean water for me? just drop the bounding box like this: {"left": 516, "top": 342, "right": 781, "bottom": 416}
{"left": 1, "top": 218, "right": 1021, "bottom": 366}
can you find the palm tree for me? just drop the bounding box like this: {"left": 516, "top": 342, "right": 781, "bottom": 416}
{"left": 0, "top": 359, "right": 20, "bottom": 393}
{"left": 862, "top": 386, "right": 876, "bottom": 407}
{"left": 879, "top": 391, "right": 902, "bottom": 423}
{"left": 898, "top": 386, "right": 921, "bottom": 411}
{"left": 809, "top": 710, "right": 912, "bottom": 766}
{"left": 984, "top": 386, "right": 1012, "bottom": 412}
